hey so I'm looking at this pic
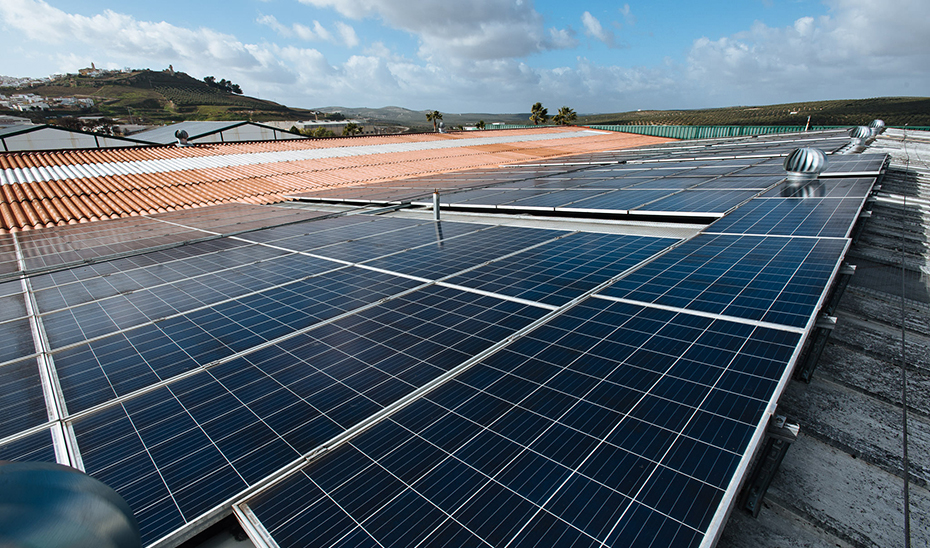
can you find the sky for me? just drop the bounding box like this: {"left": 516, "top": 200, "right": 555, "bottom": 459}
{"left": 0, "top": 0, "right": 928, "bottom": 114}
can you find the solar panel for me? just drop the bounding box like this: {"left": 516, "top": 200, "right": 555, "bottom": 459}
{"left": 705, "top": 196, "right": 869, "bottom": 238}
{"left": 245, "top": 299, "right": 803, "bottom": 548}
{"left": 0, "top": 282, "right": 27, "bottom": 323}
{"left": 0, "top": 234, "right": 18, "bottom": 277}
{"left": 71, "top": 285, "right": 549, "bottom": 545}
{"left": 0, "top": 128, "right": 876, "bottom": 548}
{"left": 759, "top": 177, "right": 875, "bottom": 199}
{"left": 0, "top": 427, "right": 57, "bottom": 463}
{"left": 0, "top": 358, "right": 48, "bottom": 440}
{"left": 359, "top": 225, "right": 567, "bottom": 280}
{"left": 820, "top": 154, "right": 887, "bottom": 176}
{"left": 631, "top": 190, "right": 758, "bottom": 214}
{"left": 559, "top": 189, "right": 676, "bottom": 212}
{"left": 53, "top": 267, "right": 424, "bottom": 414}
{"left": 599, "top": 234, "right": 849, "bottom": 328}
{"left": 443, "top": 233, "right": 677, "bottom": 306}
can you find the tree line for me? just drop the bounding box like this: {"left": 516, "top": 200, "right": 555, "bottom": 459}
{"left": 203, "top": 76, "right": 243, "bottom": 95}
{"left": 423, "top": 103, "right": 576, "bottom": 132}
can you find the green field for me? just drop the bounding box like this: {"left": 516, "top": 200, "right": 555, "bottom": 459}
{"left": 578, "top": 97, "right": 930, "bottom": 127}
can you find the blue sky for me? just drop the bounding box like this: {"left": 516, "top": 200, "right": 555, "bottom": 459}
{"left": 1, "top": 0, "right": 927, "bottom": 113}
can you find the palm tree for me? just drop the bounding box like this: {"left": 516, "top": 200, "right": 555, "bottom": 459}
{"left": 342, "top": 122, "right": 363, "bottom": 136}
{"left": 426, "top": 110, "right": 443, "bottom": 132}
{"left": 529, "top": 102, "right": 548, "bottom": 125}
{"left": 476, "top": 120, "right": 486, "bottom": 130}
{"left": 553, "top": 106, "right": 577, "bottom": 126}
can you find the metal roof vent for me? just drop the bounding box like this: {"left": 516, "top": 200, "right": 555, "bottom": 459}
{"left": 868, "top": 119, "right": 886, "bottom": 136}
{"left": 174, "top": 129, "right": 189, "bottom": 146}
{"left": 849, "top": 126, "right": 872, "bottom": 151}
{"left": 784, "top": 147, "right": 828, "bottom": 183}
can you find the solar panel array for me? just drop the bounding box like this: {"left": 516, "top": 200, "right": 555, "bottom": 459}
{"left": 0, "top": 128, "right": 884, "bottom": 548}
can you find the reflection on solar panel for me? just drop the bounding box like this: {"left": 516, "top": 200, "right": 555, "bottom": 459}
{"left": 0, "top": 128, "right": 885, "bottom": 548}
{"left": 631, "top": 190, "right": 759, "bottom": 215}
{"left": 443, "top": 233, "right": 678, "bottom": 306}
{"left": 248, "top": 299, "right": 802, "bottom": 548}
{"left": 599, "top": 234, "right": 848, "bottom": 328}
{"left": 705, "top": 196, "right": 869, "bottom": 238}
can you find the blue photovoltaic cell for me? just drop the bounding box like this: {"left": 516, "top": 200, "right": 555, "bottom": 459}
{"left": 561, "top": 189, "right": 674, "bottom": 212}
{"left": 53, "top": 267, "right": 424, "bottom": 413}
{"left": 0, "top": 428, "right": 57, "bottom": 463}
{"left": 32, "top": 242, "right": 290, "bottom": 313}
{"left": 0, "top": 358, "right": 48, "bottom": 440}
{"left": 692, "top": 176, "right": 784, "bottom": 190}
{"left": 600, "top": 234, "right": 848, "bottom": 328}
{"left": 576, "top": 177, "right": 653, "bottom": 190}
{"left": 632, "top": 190, "right": 759, "bottom": 214}
{"left": 505, "top": 189, "right": 611, "bottom": 208}
{"left": 361, "top": 225, "right": 566, "bottom": 280}
{"left": 40, "top": 253, "right": 345, "bottom": 349}
{"left": 26, "top": 236, "right": 255, "bottom": 291}
{"left": 235, "top": 215, "right": 386, "bottom": 245}
{"left": 305, "top": 220, "right": 491, "bottom": 263}
{"left": 0, "top": 319, "right": 35, "bottom": 365}
{"left": 444, "top": 233, "right": 677, "bottom": 306}
{"left": 626, "top": 177, "right": 710, "bottom": 190}
{"left": 759, "top": 177, "right": 875, "bottom": 199}
{"left": 705, "top": 197, "right": 867, "bottom": 238}
{"left": 248, "top": 299, "right": 802, "bottom": 548}
{"left": 73, "top": 285, "right": 548, "bottom": 544}
{"left": 0, "top": 285, "right": 27, "bottom": 323}
{"left": 821, "top": 154, "right": 887, "bottom": 176}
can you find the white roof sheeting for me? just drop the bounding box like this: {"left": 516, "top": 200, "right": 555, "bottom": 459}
{"left": 0, "top": 130, "right": 606, "bottom": 185}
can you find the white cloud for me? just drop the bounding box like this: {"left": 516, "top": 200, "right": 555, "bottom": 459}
{"left": 298, "top": 0, "right": 575, "bottom": 60}
{"left": 257, "top": 14, "right": 359, "bottom": 47}
{"left": 581, "top": 11, "right": 615, "bottom": 47}
{"left": 619, "top": 4, "right": 635, "bottom": 27}
{"left": 685, "top": 0, "right": 930, "bottom": 104}
{"left": 334, "top": 21, "right": 359, "bottom": 48}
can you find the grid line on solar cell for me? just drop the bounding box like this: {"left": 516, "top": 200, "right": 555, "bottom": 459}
{"left": 300, "top": 220, "right": 498, "bottom": 264}
{"left": 442, "top": 233, "right": 677, "bottom": 306}
{"left": 705, "top": 197, "right": 867, "bottom": 238}
{"left": 359, "top": 225, "right": 567, "bottom": 281}
{"left": 758, "top": 177, "right": 874, "bottom": 199}
{"left": 0, "top": 358, "right": 49, "bottom": 440}
{"left": 558, "top": 189, "right": 674, "bottom": 212}
{"left": 53, "top": 267, "right": 425, "bottom": 414}
{"left": 600, "top": 234, "right": 847, "bottom": 329}
{"left": 39, "top": 254, "right": 347, "bottom": 349}
{"left": 70, "top": 285, "right": 548, "bottom": 545}
{"left": 246, "top": 299, "right": 803, "bottom": 548}
{"left": 631, "top": 190, "right": 760, "bottom": 214}
{"left": 0, "top": 427, "right": 57, "bottom": 463}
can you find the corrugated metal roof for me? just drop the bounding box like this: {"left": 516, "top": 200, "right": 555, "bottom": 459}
{"left": 0, "top": 127, "right": 671, "bottom": 232}
{"left": 132, "top": 121, "right": 253, "bottom": 144}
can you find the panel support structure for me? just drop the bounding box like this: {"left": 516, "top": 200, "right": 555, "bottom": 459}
{"left": 851, "top": 211, "right": 871, "bottom": 244}
{"left": 742, "top": 415, "right": 800, "bottom": 517}
{"left": 822, "top": 263, "right": 856, "bottom": 316}
{"left": 794, "top": 315, "right": 837, "bottom": 383}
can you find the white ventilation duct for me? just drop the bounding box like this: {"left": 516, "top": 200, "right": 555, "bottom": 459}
{"left": 868, "top": 119, "right": 886, "bottom": 136}
{"left": 784, "top": 147, "right": 828, "bottom": 183}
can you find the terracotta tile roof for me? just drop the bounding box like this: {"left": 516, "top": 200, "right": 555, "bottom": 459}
{"left": 0, "top": 128, "right": 672, "bottom": 232}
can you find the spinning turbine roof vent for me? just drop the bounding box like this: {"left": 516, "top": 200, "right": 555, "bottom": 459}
{"left": 784, "top": 146, "right": 828, "bottom": 182}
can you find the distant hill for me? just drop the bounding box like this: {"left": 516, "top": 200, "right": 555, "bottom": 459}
{"left": 312, "top": 106, "right": 527, "bottom": 131}
{"left": 578, "top": 97, "right": 930, "bottom": 127}
{"left": 4, "top": 70, "right": 927, "bottom": 131}
{"left": 0, "top": 69, "right": 321, "bottom": 124}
